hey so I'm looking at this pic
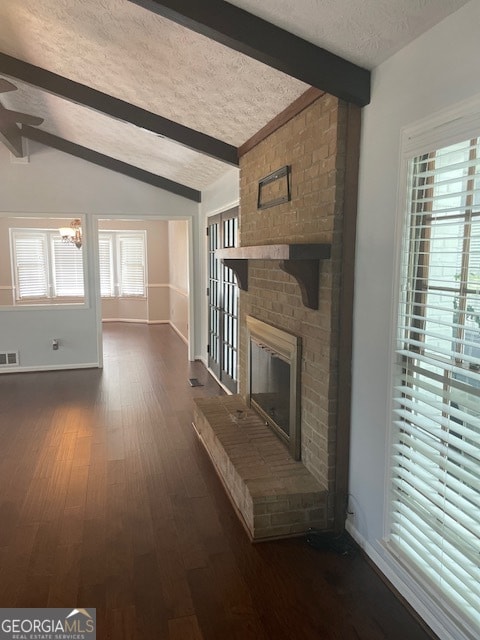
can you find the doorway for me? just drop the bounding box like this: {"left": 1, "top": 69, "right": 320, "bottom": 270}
{"left": 95, "top": 216, "right": 192, "bottom": 364}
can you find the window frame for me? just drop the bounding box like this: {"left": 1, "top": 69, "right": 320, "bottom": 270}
{"left": 385, "top": 101, "right": 480, "bottom": 640}
{"left": 98, "top": 230, "right": 147, "bottom": 299}
{"left": 10, "top": 227, "right": 87, "bottom": 306}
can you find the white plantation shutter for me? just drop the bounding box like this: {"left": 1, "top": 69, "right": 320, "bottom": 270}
{"left": 52, "top": 236, "right": 84, "bottom": 297}
{"left": 98, "top": 231, "right": 145, "bottom": 298}
{"left": 391, "top": 138, "right": 480, "bottom": 634}
{"left": 12, "top": 232, "right": 48, "bottom": 299}
{"left": 12, "top": 229, "right": 86, "bottom": 301}
{"left": 118, "top": 234, "right": 145, "bottom": 296}
{"left": 98, "top": 234, "right": 114, "bottom": 297}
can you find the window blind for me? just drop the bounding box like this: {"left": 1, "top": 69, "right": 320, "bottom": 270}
{"left": 11, "top": 229, "right": 85, "bottom": 301}
{"left": 391, "top": 138, "right": 480, "bottom": 634}
{"left": 98, "top": 231, "right": 146, "bottom": 298}
{"left": 12, "top": 232, "right": 48, "bottom": 299}
{"left": 118, "top": 234, "right": 145, "bottom": 297}
{"left": 98, "top": 234, "right": 114, "bottom": 297}
{"left": 52, "top": 236, "right": 84, "bottom": 297}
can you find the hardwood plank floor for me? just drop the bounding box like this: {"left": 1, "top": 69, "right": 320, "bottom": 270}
{"left": 0, "top": 323, "right": 436, "bottom": 639}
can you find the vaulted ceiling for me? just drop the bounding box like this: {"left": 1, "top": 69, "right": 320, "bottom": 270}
{"left": 0, "top": 0, "right": 469, "bottom": 201}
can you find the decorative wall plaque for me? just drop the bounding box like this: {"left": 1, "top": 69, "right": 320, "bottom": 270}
{"left": 257, "top": 165, "right": 291, "bottom": 209}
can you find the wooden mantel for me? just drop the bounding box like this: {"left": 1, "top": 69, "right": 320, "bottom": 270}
{"left": 215, "top": 243, "right": 331, "bottom": 310}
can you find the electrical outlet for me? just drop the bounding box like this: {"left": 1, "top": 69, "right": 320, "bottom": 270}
{"left": 52, "top": 339, "right": 59, "bottom": 351}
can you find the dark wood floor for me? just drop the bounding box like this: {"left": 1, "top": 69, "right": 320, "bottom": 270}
{"left": 0, "top": 324, "right": 435, "bottom": 639}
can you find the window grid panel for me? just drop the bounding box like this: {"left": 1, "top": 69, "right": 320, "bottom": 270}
{"left": 208, "top": 221, "right": 221, "bottom": 370}
{"left": 207, "top": 211, "right": 239, "bottom": 389}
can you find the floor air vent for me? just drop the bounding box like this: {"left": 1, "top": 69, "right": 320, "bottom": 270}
{"left": 0, "top": 351, "right": 19, "bottom": 367}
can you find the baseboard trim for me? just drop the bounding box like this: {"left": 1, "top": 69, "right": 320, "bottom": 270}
{"left": 169, "top": 321, "right": 188, "bottom": 344}
{"left": 345, "top": 521, "right": 470, "bottom": 640}
{"left": 206, "top": 367, "right": 234, "bottom": 395}
{"left": 101, "top": 319, "right": 187, "bottom": 344}
{"left": 0, "top": 362, "right": 100, "bottom": 374}
{"left": 102, "top": 318, "right": 148, "bottom": 323}
{"left": 101, "top": 319, "right": 170, "bottom": 324}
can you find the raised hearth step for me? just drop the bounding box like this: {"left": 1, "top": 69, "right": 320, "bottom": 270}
{"left": 193, "top": 395, "right": 329, "bottom": 541}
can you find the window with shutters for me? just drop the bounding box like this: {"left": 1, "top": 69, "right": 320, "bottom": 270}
{"left": 98, "top": 231, "right": 146, "bottom": 298}
{"left": 11, "top": 229, "right": 85, "bottom": 301}
{"left": 52, "top": 236, "right": 85, "bottom": 297}
{"left": 390, "top": 137, "right": 480, "bottom": 635}
{"left": 98, "top": 235, "right": 114, "bottom": 297}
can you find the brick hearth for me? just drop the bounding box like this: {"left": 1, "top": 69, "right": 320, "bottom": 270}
{"left": 193, "top": 395, "right": 328, "bottom": 541}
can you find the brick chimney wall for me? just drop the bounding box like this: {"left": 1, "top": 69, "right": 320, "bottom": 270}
{"left": 238, "top": 94, "right": 348, "bottom": 512}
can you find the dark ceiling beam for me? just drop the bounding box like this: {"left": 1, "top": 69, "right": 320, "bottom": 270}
{"left": 0, "top": 119, "right": 23, "bottom": 157}
{"left": 128, "top": 0, "right": 371, "bottom": 107}
{"left": 0, "top": 52, "right": 238, "bottom": 166}
{"left": 22, "top": 126, "right": 201, "bottom": 202}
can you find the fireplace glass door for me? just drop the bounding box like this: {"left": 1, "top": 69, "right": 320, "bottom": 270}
{"left": 250, "top": 337, "right": 291, "bottom": 437}
{"left": 246, "top": 316, "right": 301, "bottom": 460}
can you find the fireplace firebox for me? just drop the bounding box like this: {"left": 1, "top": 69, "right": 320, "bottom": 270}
{"left": 246, "top": 316, "right": 301, "bottom": 460}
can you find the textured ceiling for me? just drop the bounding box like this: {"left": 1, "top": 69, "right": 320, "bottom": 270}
{"left": 0, "top": 0, "right": 470, "bottom": 193}
{"left": 0, "top": 0, "right": 308, "bottom": 145}
{"left": 3, "top": 80, "right": 233, "bottom": 191}
{"left": 228, "top": 0, "right": 470, "bottom": 68}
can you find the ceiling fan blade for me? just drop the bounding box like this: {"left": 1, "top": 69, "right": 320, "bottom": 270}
{"left": 0, "top": 78, "right": 17, "bottom": 94}
{"left": 0, "top": 108, "right": 44, "bottom": 126}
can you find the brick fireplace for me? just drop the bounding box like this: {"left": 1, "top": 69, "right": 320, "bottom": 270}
{"left": 194, "top": 93, "right": 360, "bottom": 540}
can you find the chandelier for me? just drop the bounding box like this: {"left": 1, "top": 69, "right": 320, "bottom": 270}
{"left": 58, "top": 219, "right": 82, "bottom": 249}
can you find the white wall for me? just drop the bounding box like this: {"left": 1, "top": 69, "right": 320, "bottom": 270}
{"left": 198, "top": 167, "right": 239, "bottom": 362}
{"left": 0, "top": 141, "right": 199, "bottom": 370}
{"left": 349, "top": 2, "right": 480, "bottom": 638}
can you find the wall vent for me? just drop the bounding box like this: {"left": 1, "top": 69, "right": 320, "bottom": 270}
{"left": 0, "top": 351, "right": 19, "bottom": 367}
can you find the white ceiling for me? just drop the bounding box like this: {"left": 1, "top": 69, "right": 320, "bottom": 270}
{"left": 0, "top": 0, "right": 470, "bottom": 193}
